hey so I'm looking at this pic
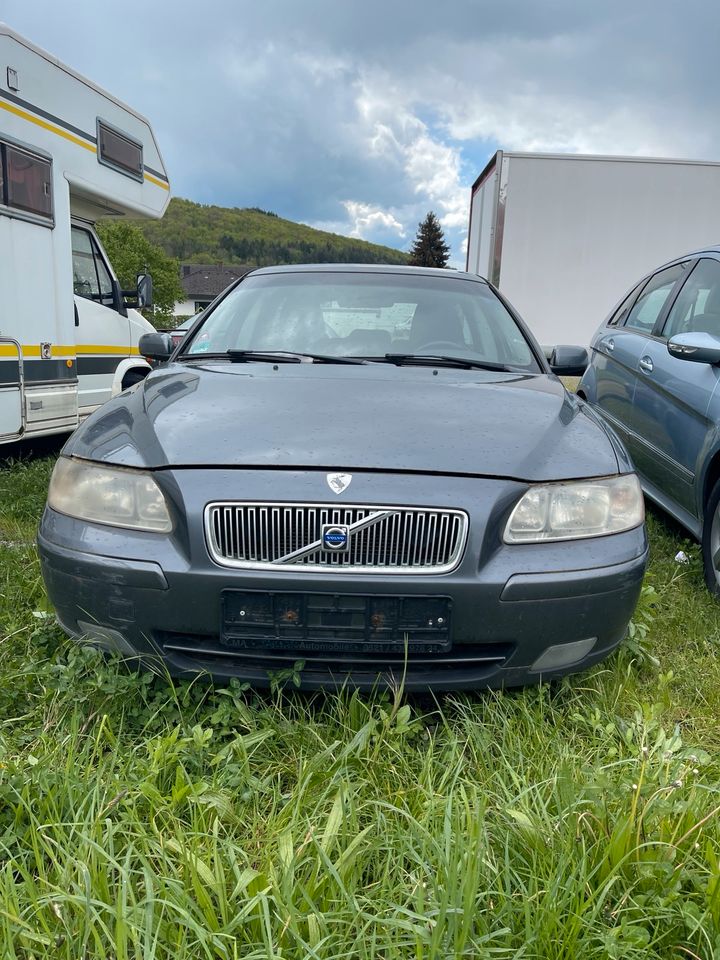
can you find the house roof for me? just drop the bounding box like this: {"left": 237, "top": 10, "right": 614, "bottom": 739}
{"left": 180, "top": 263, "right": 252, "bottom": 299}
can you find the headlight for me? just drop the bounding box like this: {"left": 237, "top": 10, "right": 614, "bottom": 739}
{"left": 504, "top": 474, "right": 643, "bottom": 543}
{"left": 47, "top": 457, "right": 172, "bottom": 533}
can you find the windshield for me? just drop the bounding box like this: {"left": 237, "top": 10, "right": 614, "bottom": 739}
{"left": 181, "top": 272, "right": 540, "bottom": 370}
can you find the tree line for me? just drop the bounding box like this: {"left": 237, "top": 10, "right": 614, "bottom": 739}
{"left": 216, "top": 234, "right": 407, "bottom": 266}
{"left": 124, "top": 198, "right": 410, "bottom": 267}
{"left": 96, "top": 203, "right": 453, "bottom": 324}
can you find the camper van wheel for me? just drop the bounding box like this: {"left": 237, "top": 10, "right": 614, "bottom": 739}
{"left": 121, "top": 369, "right": 148, "bottom": 390}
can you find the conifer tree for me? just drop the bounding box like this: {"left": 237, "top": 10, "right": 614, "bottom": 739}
{"left": 408, "top": 211, "right": 450, "bottom": 267}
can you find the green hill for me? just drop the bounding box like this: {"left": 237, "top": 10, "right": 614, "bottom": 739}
{"left": 128, "top": 198, "right": 409, "bottom": 267}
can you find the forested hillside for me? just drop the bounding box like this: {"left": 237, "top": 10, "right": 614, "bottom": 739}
{"left": 125, "top": 198, "right": 409, "bottom": 266}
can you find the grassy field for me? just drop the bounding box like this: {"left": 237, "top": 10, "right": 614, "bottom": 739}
{"left": 1, "top": 448, "right": 720, "bottom": 959}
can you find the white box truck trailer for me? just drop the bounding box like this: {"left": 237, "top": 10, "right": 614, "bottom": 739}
{"left": 466, "top": 151, "right": 720, "bottom": 349}
{"left": 0, "top": 24, "right": 170, "bottom": 443}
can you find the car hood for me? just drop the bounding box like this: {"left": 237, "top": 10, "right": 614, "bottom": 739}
{"left": 65, "top": 362, "right": 620, "bottom": 481}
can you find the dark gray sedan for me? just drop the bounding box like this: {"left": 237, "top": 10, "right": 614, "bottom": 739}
{"left": 38, "top": 265, "right": 647, "bottom": 690}
{"left": 579, "top": 248, "right": 720, "bottom": 594}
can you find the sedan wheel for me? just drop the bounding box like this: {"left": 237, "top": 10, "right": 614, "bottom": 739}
{"left": 702, "top": 480, "right": 720, "bottom": 595}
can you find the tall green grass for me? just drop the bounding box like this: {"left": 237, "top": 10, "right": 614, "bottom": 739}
{"left": 1, "top": 451, "right": 719, "bottom": 958}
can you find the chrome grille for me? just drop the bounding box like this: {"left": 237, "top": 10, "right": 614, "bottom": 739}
{"left": 204, "top": 502, "right": 468, "bottom": 574}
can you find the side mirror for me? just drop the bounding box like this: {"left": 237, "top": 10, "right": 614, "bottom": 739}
{"left": 549, "top": 344, "right": 589, "bottom": 376}
{"left": 138, "top": 331, "right": 173, "bottom": 362}
{"left": 137, "top": 273, "right": 154, "bottom": 309}
{"left": 667, "top": 332, "right": 720, "bottom": 365}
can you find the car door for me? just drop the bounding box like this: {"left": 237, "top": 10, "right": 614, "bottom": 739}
{"left": 631, "top": 257, "right": 720, "bottom": 517}
{"left": 0, "top": 338, "right": 22, "bottom": 439}
{"left": 71, "top": 223, "right": 131, "bottom": 412}
{"left": 592, "top": 264, "right": 689, "bottom": 457}
{"left": 590, "top": 279, "right": 646, "bottom": 446}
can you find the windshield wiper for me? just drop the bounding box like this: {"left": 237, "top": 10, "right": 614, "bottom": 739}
{"left": 225, "top": 350, "right": 367, "bottom": 365}
{"left": 379, "top": 353, "right": 515, "bottom": 372}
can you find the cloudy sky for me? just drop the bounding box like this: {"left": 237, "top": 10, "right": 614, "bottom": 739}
{"left": 4, "top": 1, "right": 719, "bottom": 264}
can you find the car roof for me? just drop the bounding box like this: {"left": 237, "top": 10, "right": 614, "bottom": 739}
{"left": 625, "top": 246, "right": 720, "bottom": 291}
{"left": 660, "top": 246, "right": 720, "bottom": 267}
{"left": 599, "top": 245, "right": 720, "bottom": 327}
{"left": 245, "top": 263, "right": 489, "bottom": 283}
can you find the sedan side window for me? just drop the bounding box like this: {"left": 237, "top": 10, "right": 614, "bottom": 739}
{"left": 623, "top": 263, "right": 689, "bottom": 334}
{"left": 607, "top": 281, "right": 644, "bottom": 327}
{"left": 661, "top": 259, "right": 720, "bottom": 340}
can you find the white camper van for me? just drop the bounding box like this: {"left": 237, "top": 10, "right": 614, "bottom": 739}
{"left": 0, "top": 24, "right": 170, "bottom": 443}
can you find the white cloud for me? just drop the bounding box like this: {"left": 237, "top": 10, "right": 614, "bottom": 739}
{"left": 305, "top": 76, "right": 469, "bottom": 253}
{"left": 353, "top": 79, "right": 469, "bottom": 244}
{"left": 403, "top": 133, "right": 467, "bottom": 228}
{"left": 342, "top": 201, "right": 406, "bottom": 239}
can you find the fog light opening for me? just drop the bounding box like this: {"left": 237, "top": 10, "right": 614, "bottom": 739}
{"left": 531, "top": 637, "right": 597, "bottom": 673}
{"left": 77, "top": 619, "right": 136, "bottom": 658}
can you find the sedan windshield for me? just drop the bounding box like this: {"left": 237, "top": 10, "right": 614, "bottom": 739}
{"left": 181, "top": 272, "right": 540, "bottom": 370}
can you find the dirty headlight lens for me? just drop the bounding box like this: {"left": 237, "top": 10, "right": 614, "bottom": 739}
{"left": 47, "top": 457, "right": 172, "bottom": 533}
{"left": 504, "top": 474, "right": 643, "bottom": 543}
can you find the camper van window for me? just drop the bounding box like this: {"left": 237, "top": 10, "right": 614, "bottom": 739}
{"left": 0, "top": 144, "right": 53, "bottom": 223}
{"left": 97, "top": 121, "right": 143, "bottom": 182}
{"left": 72, "top": 226, "right": 114, "bottom": 307}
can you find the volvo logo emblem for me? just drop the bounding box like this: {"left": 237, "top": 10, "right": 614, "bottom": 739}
{"left": 326, "top": 473, "right": 352, "bottom": 495}
{"left": 322, "top": 524, "right": 350, "bottom": 552}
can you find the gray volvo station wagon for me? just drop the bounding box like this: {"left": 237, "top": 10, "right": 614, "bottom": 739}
{"left": 38, "top": 265, "right": 647, "bottom": 690}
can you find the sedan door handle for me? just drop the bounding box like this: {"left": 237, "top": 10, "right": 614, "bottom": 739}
{"left": 639, "top": 355, "right": 654, "bottom": 373}
{"left": 602, "top": 337, "right": 615, "bottom": 352}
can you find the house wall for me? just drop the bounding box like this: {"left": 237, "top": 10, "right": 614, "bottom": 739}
{"left": 173, "top": 298, "right": 210, "bottom": 318}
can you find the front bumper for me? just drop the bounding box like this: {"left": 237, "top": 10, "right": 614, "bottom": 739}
{"left": 38, "top": 468, "right": 648, "bottom": 691}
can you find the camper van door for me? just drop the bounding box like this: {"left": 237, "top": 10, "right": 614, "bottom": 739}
{"left": 0, "top": 339, "right": 22, "bottom": 438}
{"left": 71, "top": 223, "right": 131, "bottom": 411}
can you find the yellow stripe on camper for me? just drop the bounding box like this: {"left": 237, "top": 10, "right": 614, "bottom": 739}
{"left": 0, "top": 344, "right": 141, "bottom": 358}
{"left": 0, "top": 98, "right": 95, "bottom": 153}
{"left": 0, "top": 98, "right": 170, "bottom": 191}
{"left": 76, "top": 345, "right": 141, "bottom": 356}
{"left": 143, "top": 171, "right": 170, "bottom": 191}
{"left": 0, "top": 343, "right": 76, "bottom": 358}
